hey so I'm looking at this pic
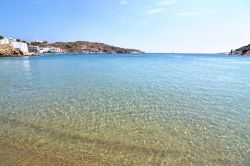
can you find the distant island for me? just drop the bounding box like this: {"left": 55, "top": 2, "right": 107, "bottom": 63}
{"left": 0, "top": 35, "right": 144, "bottom": 57}
{"left": 230, "top": 43, "right": 250, "bottom": 56}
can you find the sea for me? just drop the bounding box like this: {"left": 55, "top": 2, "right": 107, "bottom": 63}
{"left": 0, "top": 53, "right": 249, "bottom": 165}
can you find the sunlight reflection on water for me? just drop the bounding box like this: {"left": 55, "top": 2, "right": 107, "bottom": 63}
{"left": 0, "top": 54, "right": 249, "bottom": 165}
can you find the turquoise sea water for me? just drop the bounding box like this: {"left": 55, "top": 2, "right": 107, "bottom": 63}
{"left": 0, "top": 54, "right": 249, "bottom": 165}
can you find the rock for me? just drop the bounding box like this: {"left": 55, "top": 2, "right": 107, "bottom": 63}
{"left": 230, "top": 44, "right": 250, "bottom": 56}
{"left": 0, "top": 45, "right": 24, "bottom": 57}
{"left": 245, "top": 50, "right": 250, "bottom": 55}
{"left": 0, "top": 44, "right": 34, "bottom": 57}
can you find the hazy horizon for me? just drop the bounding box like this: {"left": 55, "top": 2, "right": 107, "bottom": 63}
{"left": 1, "top": 0, "right": 250, "bottom": 53}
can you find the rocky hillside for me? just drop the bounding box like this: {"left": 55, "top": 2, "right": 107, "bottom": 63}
{"left": 230, "top": 44, "right": 250, "bottom": 56}
{"left": 38, "top": 41, "right": 144, "bottom": 54}
{"left": 0, "top": 45, "right": 24, "bottom": 57}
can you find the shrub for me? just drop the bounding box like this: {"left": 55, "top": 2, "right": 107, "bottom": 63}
{"left": 44, "top": 51, "right": 53, "bottom": 54}
{"left": 65, "top": 44, "right": 72, "bottom": 49}
{"left": 31, "top": 42, "right": 42, "bottom": 46}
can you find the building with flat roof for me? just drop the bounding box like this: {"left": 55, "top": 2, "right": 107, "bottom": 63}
{"left": 28, "top": 46, "right": 40, "bottom": 53}
{"left": 0, "top": 37, "right": 16, "bottom": 45}
{"left": 0, "top": 37, "right": 28, "bottom": 53}
{"left": 40, "top": 47, "right": 61, "bottom": 53}
{"left": 11, "top": 42, "right": 29, "bottom": 53}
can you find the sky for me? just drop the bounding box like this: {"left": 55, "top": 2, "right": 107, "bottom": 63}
{"left": 1, "top": 0, "right": 250, "bottom": 53}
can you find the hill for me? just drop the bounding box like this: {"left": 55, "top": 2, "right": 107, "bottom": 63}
{"left": 35, "top": 41, "right": 144, "bottom": 54}
{"left": 230, "top": 44, "right": 250, "bottom": 56}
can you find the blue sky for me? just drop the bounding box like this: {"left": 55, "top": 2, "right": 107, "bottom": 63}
{"left": 1, "top": 0, "right": 250, "bottom": 53}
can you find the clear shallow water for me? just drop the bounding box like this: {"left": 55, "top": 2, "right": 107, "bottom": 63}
{"left": 0, "top": 53, "right": 249, "bottom": 165}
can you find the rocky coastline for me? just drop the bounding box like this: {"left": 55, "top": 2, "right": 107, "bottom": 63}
{"left": 0, "top": 37, "right": 144, "bottom": 57}
{"left": 0, "top": 45, "right": 29, "bottom": 57}
{"left": 230, "top": 43, "right": 250, "bottom": 56}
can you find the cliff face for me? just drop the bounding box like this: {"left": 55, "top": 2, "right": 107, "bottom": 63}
{"left": 230, "top": 44, "right": 250, "bottom": 56}
{"left": 47, "top": 41, "right": 144, "bottom": 54}
{"left": 0, "top": 45, "right": 24, "bottom": 57}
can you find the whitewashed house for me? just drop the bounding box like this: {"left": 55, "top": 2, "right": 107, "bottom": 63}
{"left": 11, "top": 41, "right": 29, "bottom": 53}
{"left": 28, "top": 46, "right": 61, "bottom": 53}
{"left": 28, "top": 46, "right": 40, "bottom": 53}
{"left": 0, "top": 37, "right": 15, "bottom": 45}
{"left": 32, "top": 40, "right": 48, "bottom": 44}
{"left": 40, "top": 47, "right": 61, "bottom": 53}
{"left": 0, "top": 37, "right": 28, "bottom": 53}
{"left": 49, "top": 47, "right": 60, "bottom": 52}
{"left": 0, "top": 38, "right": 10, "bottom": 45}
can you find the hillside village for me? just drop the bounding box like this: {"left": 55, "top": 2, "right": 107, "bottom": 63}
{"left": 0, "top": 35, "right": 61, "bottom": 56}
{"left": 0, "top": 35, "right": 144, "bottom": 57}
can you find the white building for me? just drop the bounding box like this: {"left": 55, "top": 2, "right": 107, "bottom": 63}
{"left": 11, "top": 41, "right": 29, "bottom": 53}
{"left": 49, "top": 47, "right": 60, "bottom": 52}
{"left": 40, "top": 47, "right": 50, "bottom": 53}
{"left": 40, "top": 47, "right": 61, "bottom": 53}
{"left": 32, "top": 40, "right": 47, "bottom": 43}
{"left": 28, "top": 46, "right": 40, "bottom": 53}
{"left": 0, "top": 37, "right": 28, "bottom": 53}
{"left": 0, "top": 38, "right": 10, "bottom": 45}
{"left": 0, "top": 37, "right": 16, "bottom": 45}
{"left": 28, "top": 46, "right": 61, "bottom": 53}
